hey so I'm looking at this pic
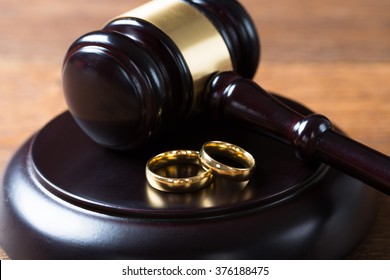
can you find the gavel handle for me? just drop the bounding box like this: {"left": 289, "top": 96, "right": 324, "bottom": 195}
{"left": 208, "top": 72, "right": 390, "bottom": 195}
{"left": 317, "top": 130, "right": 390, "bottom": 195}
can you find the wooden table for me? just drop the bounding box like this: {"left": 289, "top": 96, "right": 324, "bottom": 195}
{"left": 1, "top": 0, "right": 389, "bottom": 259}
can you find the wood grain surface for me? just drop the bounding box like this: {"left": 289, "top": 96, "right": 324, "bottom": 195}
{"left": 0, "top": 0, "right": 389, "bottom": 259}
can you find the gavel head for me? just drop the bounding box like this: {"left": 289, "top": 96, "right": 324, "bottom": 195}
{"left": 62, "top": 0, "right": 260, "bottom": 150}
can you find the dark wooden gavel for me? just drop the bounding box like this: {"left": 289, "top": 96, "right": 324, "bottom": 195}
{"left": 62, "top": 0, "right": 390, "bottom": 195}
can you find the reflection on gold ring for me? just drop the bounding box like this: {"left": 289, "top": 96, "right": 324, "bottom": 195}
{"left": 145, "top": 150, "right": 213, "bottom": 193}
{"left": 199, "top": 141, "right": 256, "bottom": 181}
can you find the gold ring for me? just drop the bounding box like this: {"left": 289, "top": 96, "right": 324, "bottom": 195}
{"left": 199, "top": 141, "right": 256, "bottom": 181}
{"left": 145, "top": 150, "right": 213, "bottom": 193}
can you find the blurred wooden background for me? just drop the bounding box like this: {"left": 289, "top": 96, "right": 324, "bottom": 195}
{"left": 0, "top": 0, "right": 389, "bottom": 259}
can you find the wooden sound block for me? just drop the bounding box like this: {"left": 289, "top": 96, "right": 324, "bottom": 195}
{"left": 0, "top": 97, "right": 377, "bottom": 259}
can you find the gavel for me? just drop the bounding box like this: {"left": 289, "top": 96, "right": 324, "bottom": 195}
{"left": 62, "top": 0, "right": 390, "bottom": 195}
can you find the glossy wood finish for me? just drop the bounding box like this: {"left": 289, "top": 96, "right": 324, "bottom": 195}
{"left": 63, "top": 0, "right": 389, "bottom": 196}
{"left": 63, "top": 27, "right": 192, "bottom": 149}
{"left": 208, "top": 72, "right": 390, "bottom": 195}
{"left": 1, "top": 0, "right": 389, "bottom": 259}
{"left": 62, "top": 0, "right": 259, "bottom": 150}
{"left": 0, "top": 107, "right": 377, "bottom": 259}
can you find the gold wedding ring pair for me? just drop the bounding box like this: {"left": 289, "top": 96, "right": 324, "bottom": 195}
{"left": 145, "top": 141, "right": 256, "bottom": 193}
